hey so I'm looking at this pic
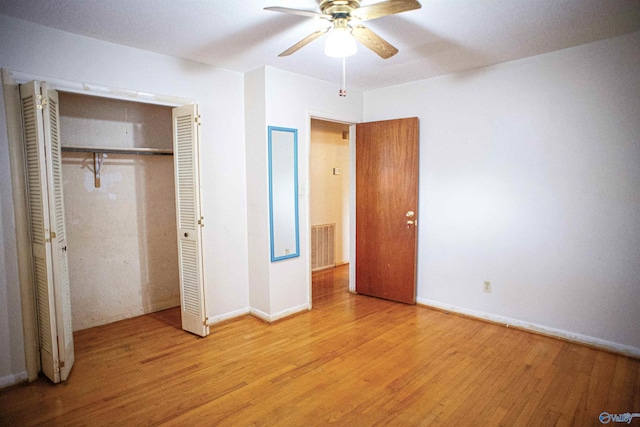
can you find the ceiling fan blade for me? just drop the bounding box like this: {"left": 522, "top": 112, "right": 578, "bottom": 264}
{"left": 350, "top": 0, "right": 422, "bottom": 22}
{"left": 351, "top": 25, "right": 398, "bottom": 59}
{"left": 264, "top": 6, "right": 332, "bottom": 20}
{"left": 278, "top": 27, "right": 330, "bottom": 57}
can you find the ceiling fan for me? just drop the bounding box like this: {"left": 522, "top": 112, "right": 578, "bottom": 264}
{"left": 265, "top": 0, "right": 422, "bottom": 59}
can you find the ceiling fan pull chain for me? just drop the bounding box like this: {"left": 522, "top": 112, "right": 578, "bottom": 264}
{"left": 340, "top": 56, "right": 347, "bottom": 97}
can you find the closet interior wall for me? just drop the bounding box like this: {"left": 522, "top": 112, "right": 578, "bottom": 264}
{"left": 59, "top": 92, "right": 179, "bottom": 331}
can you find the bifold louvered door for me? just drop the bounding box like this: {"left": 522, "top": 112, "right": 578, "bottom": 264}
{"left": 173, "top": 104, "right": 208, "bottom": 337}
{"left": 20, "top": 81, "right": 74, "bottom": 383}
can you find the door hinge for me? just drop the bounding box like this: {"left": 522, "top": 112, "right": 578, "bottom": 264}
{"left": 59, "top": 360, "right": 65, "bottom": 368}
{"left": 51, "top": 231, "right": 57, "bottom": 239}
{"left": 36, "top": 95, "right": 48, "bottom": 109}
{"left": 203, "top": 317, "right": 209, "bottom": 326}
{"left": 198, "top": 217, "right": 204, "bottom": 227}
{"left": 195, "top": 115, "right": 202, "bottom": 126}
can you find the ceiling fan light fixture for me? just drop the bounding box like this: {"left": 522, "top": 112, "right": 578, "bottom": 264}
{"left": 266, "top": 0, "right": 421, "bottom": 59}
{"left": 324, "top": 27, "right": 357, "bottom": 58}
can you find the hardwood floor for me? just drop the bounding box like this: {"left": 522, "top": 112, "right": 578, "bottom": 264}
{"left": 1, "top": 264, "right": 638, "bottom": 426}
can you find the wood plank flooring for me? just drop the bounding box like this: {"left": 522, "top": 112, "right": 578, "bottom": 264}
{"left": 1, "top": 264, "right": 639, "bottom": 426}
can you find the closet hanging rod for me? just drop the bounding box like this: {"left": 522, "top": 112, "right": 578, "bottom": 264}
{"left": 61, "top": 146, "right": 173, "bottom": 156}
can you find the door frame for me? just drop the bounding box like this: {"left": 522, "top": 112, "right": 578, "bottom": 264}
{"left": 306, "top": 111, "right": 358, "bottom": 308}
{"left": 3, "top": 68, "right": 194, "bottom": 381}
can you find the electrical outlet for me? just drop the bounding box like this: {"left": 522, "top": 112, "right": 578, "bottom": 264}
{"left": 483, "top": 281, "right": 492, "bottom": 293}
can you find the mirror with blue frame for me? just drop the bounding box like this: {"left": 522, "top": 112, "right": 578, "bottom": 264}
{"left": 268, "top": 126, "right": 299, "bottom": 262}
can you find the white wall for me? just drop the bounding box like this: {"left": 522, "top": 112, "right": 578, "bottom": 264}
{"left": 246, "top": 66, "right": 362, "bottom": 319}
{"left": 310, "top": 119, "right": 350, "bottom": 265}
{"left": 363, "top": 31, "right": 640, "bottom": 354}
{"left": 244, "top": 68, "right": 271, "bottom": 316}
{"left": 0, "top": 80, "right": 26, "bottom": 387}
{"left": 0, "top": 14, "right": 249, "bottom": 385}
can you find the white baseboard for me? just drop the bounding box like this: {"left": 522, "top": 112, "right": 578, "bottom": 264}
{"left": 249, "top": 304, "right": 310, "bottom": 323}
{"left": 249, "top": 307, "right": 271, "bottom": 323}
{"left": 0, "top": 371, "right": 28, "bottom": 389}
{"left": 417, "top": 298, "right": 640, "bottom": 358}
{"left": 206, "top": 307, "right": 251, "bottom": 325}
{"left": 271, "top": 303, "right": 309, "bottom": 322}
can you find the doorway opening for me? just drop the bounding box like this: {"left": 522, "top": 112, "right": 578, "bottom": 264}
{"left": 309, "top": 118, "right": 351, "bottom": 295}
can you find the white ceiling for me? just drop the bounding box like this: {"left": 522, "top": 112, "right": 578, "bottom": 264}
{"left": 1, "top": 0, "right": 639, "bottom": 91}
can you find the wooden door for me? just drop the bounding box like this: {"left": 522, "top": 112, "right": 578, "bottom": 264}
{"left": 355, "top": 117, "right": 419, "bottom": 304}
{"left": 172, "top": 104, "right": 208, "bottom": 337}
{"left": 20, "top": 81, "right": 75, "bottom": 382}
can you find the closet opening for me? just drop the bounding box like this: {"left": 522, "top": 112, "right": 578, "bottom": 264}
{"left": 59, "top": 92, "right": 180, "bottom": 331}
{"left": 7, "top": 74, "right": 206, "bottom": 383}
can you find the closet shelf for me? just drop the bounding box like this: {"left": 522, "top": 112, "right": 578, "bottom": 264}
{"left": 61, "top": 146, "right": 173, "bottom": 156}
